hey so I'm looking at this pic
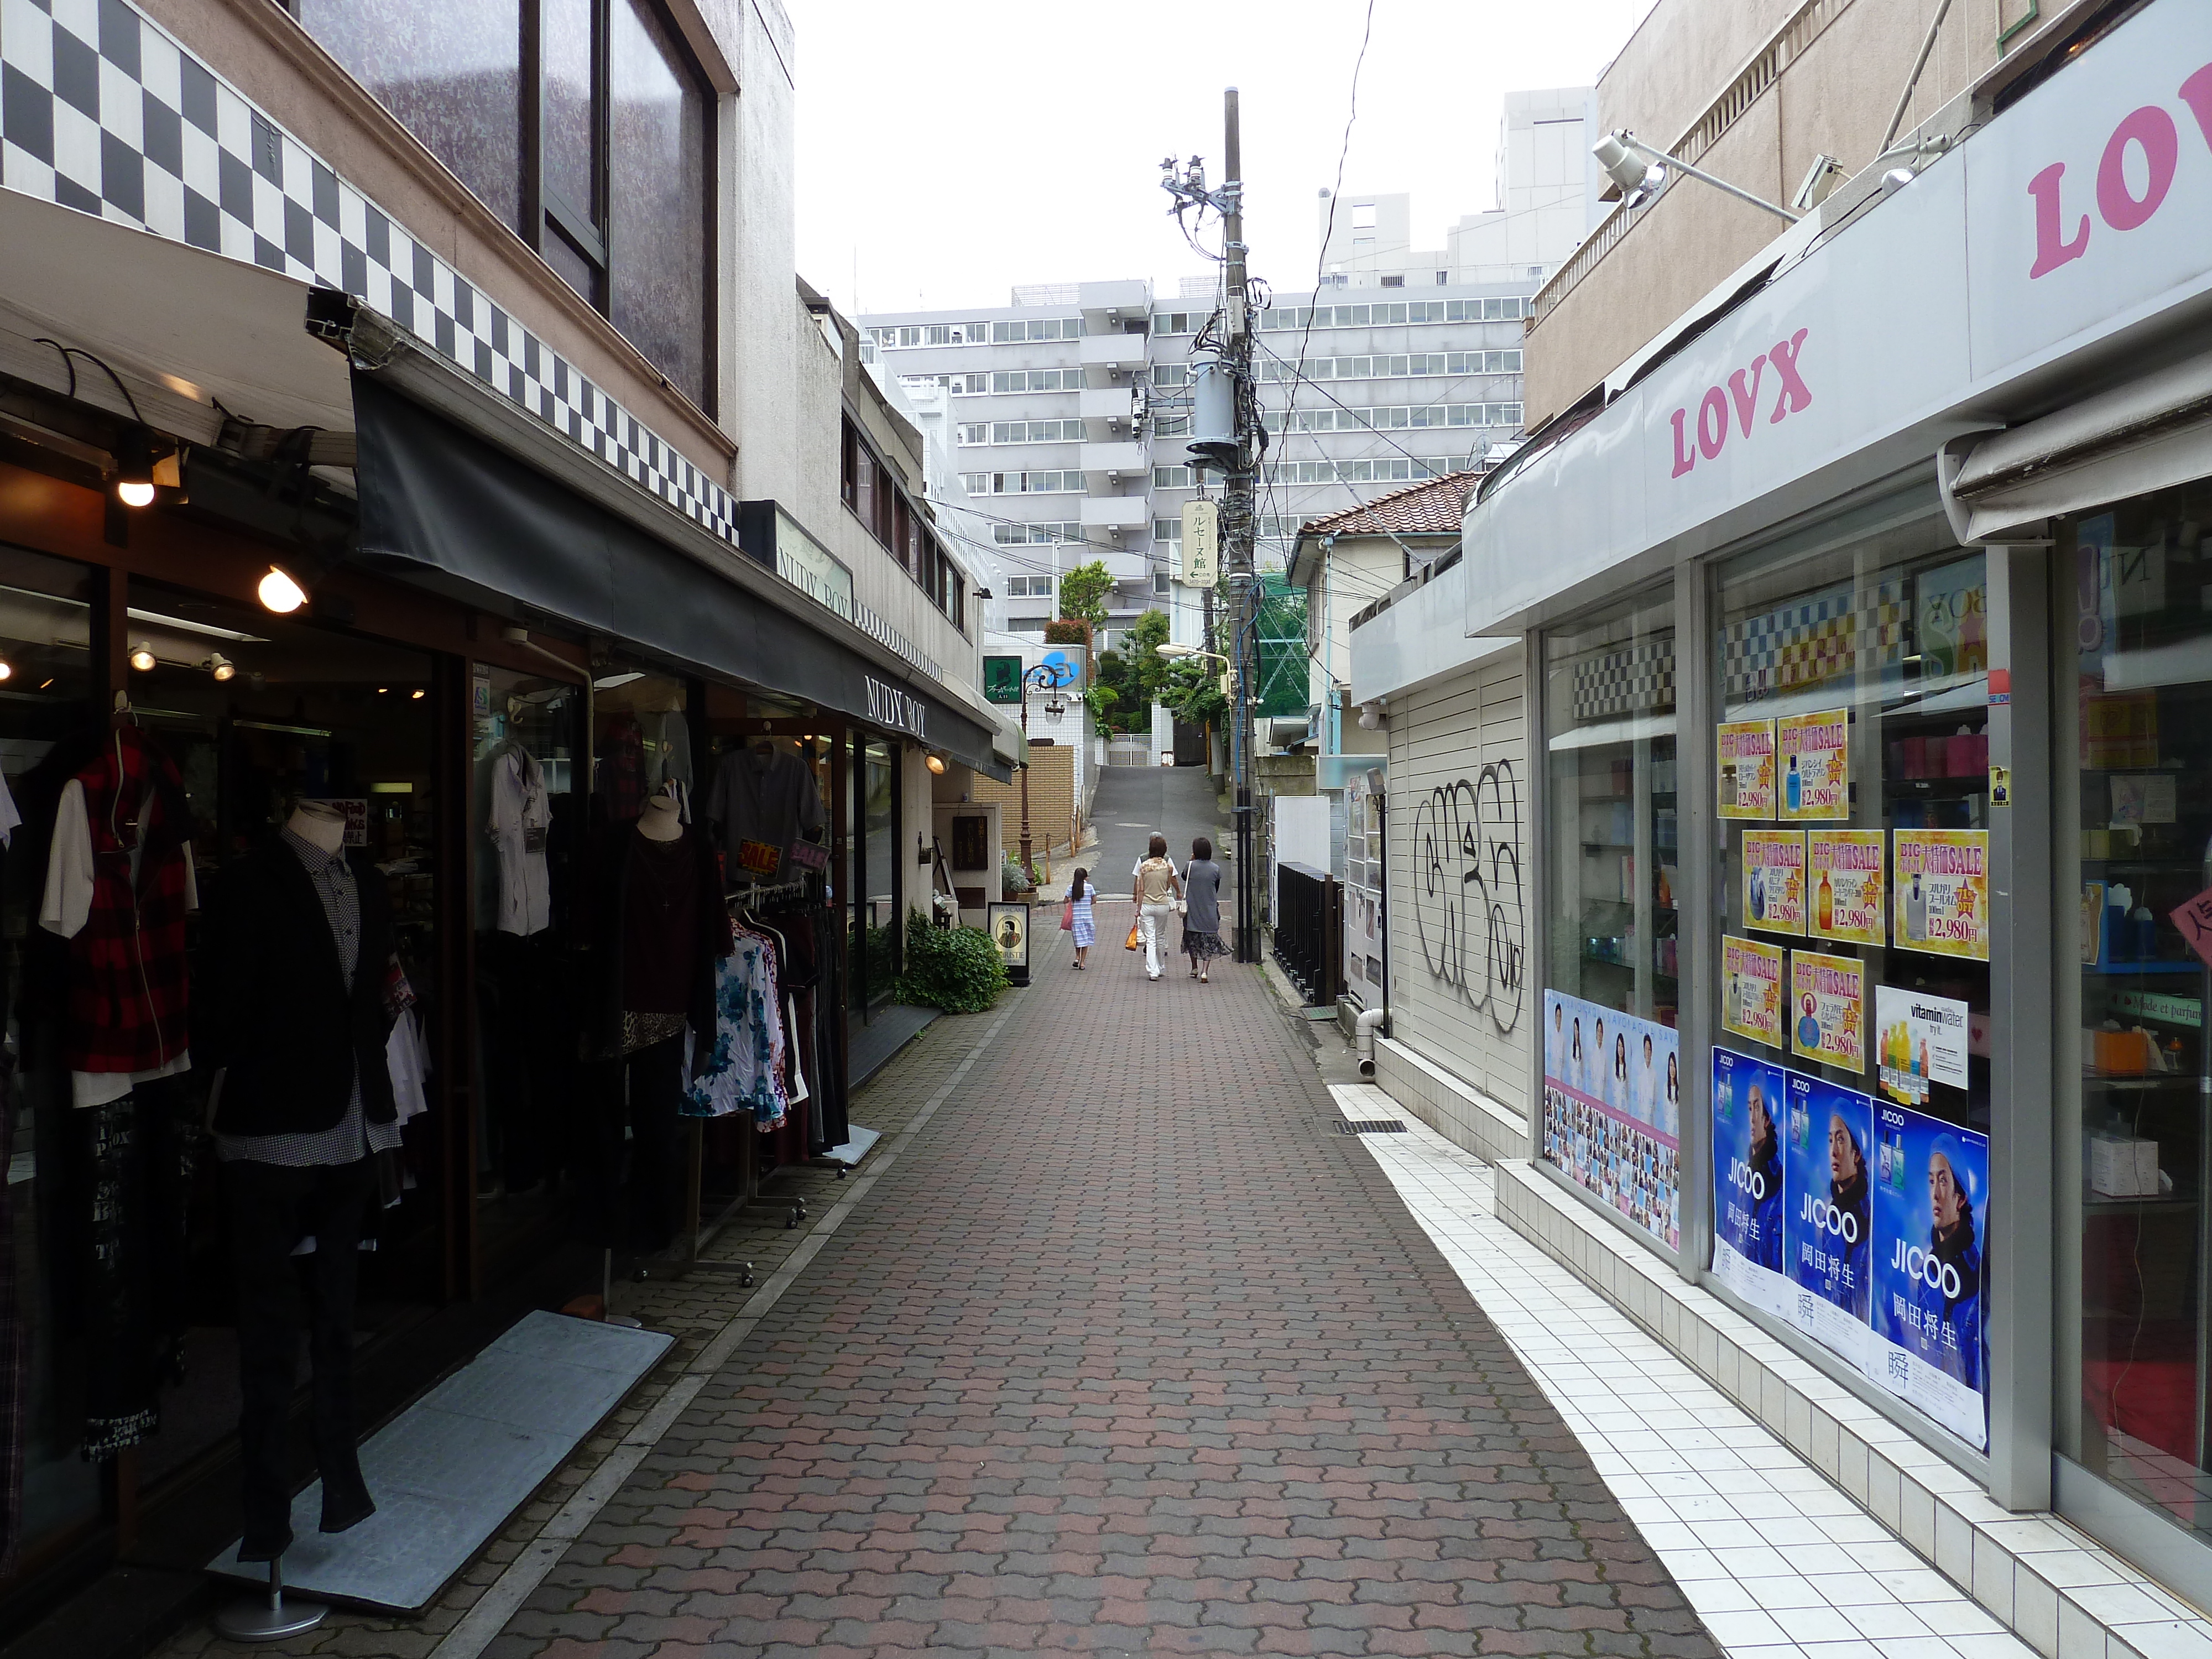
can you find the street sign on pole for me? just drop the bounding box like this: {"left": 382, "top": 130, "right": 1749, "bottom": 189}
{"left": 1181, "top": 499, "right": 1220, "bottom": 589}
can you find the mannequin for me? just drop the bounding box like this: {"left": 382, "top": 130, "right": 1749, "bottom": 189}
{"left": 637, "top": 792, "right": 683, "bottom": 843}
{"left": 200, "top": 799, "right": 401, "bottom": 1567}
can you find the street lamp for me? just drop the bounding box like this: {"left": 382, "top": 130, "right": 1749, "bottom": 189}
{"left": 1016, "top": 662, "right": 1068, "bottom": 885}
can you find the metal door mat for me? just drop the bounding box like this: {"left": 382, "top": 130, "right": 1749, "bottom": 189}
{"left": 206, "top": 1310, "right": 672, "bottom": 1615}
{"left": 1337, "top": 1119, "right": 1407, "bottom": 1134}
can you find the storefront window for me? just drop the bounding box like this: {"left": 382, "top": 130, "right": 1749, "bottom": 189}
{"left": 1540, "top": 587, "right": 1681, "bottom": 1251}
{"left": 2057, "top": 478, "right": 2212, "bottom": 1547}
{"left": 1707, "top": 521, "right": 1992, "bottom": 1454}
{"left": 851, "top": 737, "right": 899, "bottom": 1013}
{"left": 0, "top": 545, "right": 103, "bottom": 1567}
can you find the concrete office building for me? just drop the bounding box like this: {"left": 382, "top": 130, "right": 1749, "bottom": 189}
{"left": 859, "top": 87, "right": 1601, "bottom": 658}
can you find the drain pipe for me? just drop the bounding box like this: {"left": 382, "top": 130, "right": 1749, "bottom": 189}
{"left": 1355, "top": 1005, "right": 1389, "bottom": 1077}
{"left": 1355, "top": 764, "right": 1391, "bottom": 1078}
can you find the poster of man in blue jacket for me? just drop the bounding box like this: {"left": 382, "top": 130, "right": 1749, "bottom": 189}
{"left": 1870, "top": 1103, "right": 1989, "bottom": 1448}
{"left": 1710, "top": 1049, "right": 1791, "bottom": 1316}
{"left": 1785, "top": 1071, "right": 1874, "bottom": 1363}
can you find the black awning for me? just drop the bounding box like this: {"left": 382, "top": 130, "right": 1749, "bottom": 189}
{"left": 349, "top": 369, "right": 1003, "bottom": 778}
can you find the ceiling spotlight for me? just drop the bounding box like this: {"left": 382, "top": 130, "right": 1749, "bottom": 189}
{"left": 0, "top": 660, "right": 12, "bottom": 681}
{"left": 129, "top": 641, "right": 156, "bottom": 672}
{"left": 410, "top": 688, "right": 425, "bottom": 700}
{"left": 1881, "top": 165, "right": 1917, "bottom": 195}
{"left": 258, "top": 565, "right": 307, "bottom": 613}
{"left": 205, "top": 651, "right": 237, "bottom": 682}
{"left": 925, "top": 753, "right": 947, "bottom": 775}
{"left": 113, "top": 429, "right": 156, "bottom": 508}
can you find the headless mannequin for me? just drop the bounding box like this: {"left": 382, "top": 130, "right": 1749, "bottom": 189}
{"left": 288, "top": 799, "right": 346, "bottom": 857}
{"left": 637, "top": 791, "right": 682, "bottom": 842}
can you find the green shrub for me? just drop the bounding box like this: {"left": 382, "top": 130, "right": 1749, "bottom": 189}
{"left": 896, "top": 912, "right": 1009, "bottom": 1014}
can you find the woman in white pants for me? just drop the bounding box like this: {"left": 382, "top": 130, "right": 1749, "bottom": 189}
{"left": 1133, "top": 834, "right": 1184, "bottom": 982}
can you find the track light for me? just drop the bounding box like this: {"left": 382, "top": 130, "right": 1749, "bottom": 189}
{"left": 205, "top": 651, "right": 237, "bottom": 682}
{"left": 113, "top": 429, "right": 156, "bottom": 508}
{"left": 410, "top": 688, "right": 425, "bottom": 700}
{"left": 1881, "top": 166, "right": 1918, "bottom": 196}
{"left": 129, "top": 641, "right": 156, "bottom": 672}
{"left": 0, "top": 659, "right": 11, "bottom": 681}
{"left": 257, "top": 566, "right": 308, "bottom": 614}
{"left": 925, "top": 753, "right": 947, "bottom": 775}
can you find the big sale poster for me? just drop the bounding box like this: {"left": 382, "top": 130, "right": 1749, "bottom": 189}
{"left": 1742, "top": 830, "right": 1806, "bottom": 935}
{"left": 1894, "top": 829, "right": 1990, "bottom": 960}
{"left": 1869, "top": 1103, "right": 1990, "bottom": 1448}
{"left": 1785, "top": 1071, "right": 1875, "bottom": 1367}
{"left": 1541, "top": 990, "right": 1681, "bottom": 1251}
{"left": 1777, "top": 708, "right": 1850, "bottom": 821}
{"left": 1807, "top": 828, "right": 1885, "bottom": 946}
{"left": 1711, "top": 1049, "right": 1792, "bottom": 1319}
{"left": 1790, "top": 950, "right": 1866, "bottom": 1072}
{"left": 1717, "top": 719, "right": 1776, "bottom": 819}
{"left": 1721, "top": 936, "right": 1785, "bottom": 1047}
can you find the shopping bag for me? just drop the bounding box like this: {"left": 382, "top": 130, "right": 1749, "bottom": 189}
{"left": 1124, "top": 920, "right": 1142, "bottom": 951}
{"left": 1060, "top": 899, "right": 1074, "bottom": 931}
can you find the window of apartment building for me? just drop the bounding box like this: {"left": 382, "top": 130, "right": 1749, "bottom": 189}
{"left": 1153, "top": 415, "right": 1191, "bottom": 437}
{"left": 1004, "top": 575, "right": 1054, "bottom": 598}
{"left": 1257, "top": 297, "right": 1526, "bottom": 330}
{"left": 993, "top": 521, "right": 1085, "bottom": 545}
{"left": 992, "top": 318, "right": 1083, "bottom": 342}
{"left": 1380, "top": 275, "right": 1405, "bottom": 288}
{"left": 296, "top": 0, "right": 712, "bottom": 409}
{"left": 1436, "top": 270, "right": 1450, "bottom": 285}
{"left": 1151, "top": 312, "right": 1203, "bottom": 336}
{"left": 873, "top": 322, "right": 989, "bottom": 348}
{"left": 957, "top": 423, "right": 990, "bottom": 446}
{"left": 1152, "top": 572, "right": 1172, "bottom": 596}
{"left": 989, "top": 369, "right": 1083, "bottom": 394}
{"left": 842, "top": 416, "right": 964, "bottom": 629}
{"left": 960, "top": 471, "right": 1084, "bottom": 495}
{"left": 1269, "top": 402, "right": 1523, "bottom": 434}
{"left": 989, "top": 420, "right": 1086, "bottom": 445}
{"left": 1153, "top": 465, "right": 1194, "bottom": 489}
{"left": 1153, "top": 518, "right": 1182, "bottom": 546}
{"left": 948, "top": 374, "right": 989, "bottom": 395}
{"left": 1151, "top": 364, "right": 1190, "bottom": 389}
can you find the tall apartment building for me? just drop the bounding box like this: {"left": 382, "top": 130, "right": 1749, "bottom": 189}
{"left": 859, "top": 87, "right": 1600, "bottom": 649}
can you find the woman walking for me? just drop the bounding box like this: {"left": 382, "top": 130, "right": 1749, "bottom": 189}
{"left": 1133, "top": 834, "right": 1183, "bottom": 982}
{"left": 1066, "top": 867, "right": 1095, "bottom": 969}
{"left": 1182, "top": 837, "right": 1228, "bottom": 982}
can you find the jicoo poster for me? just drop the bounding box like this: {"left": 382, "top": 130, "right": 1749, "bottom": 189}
{"left": 1777, "top": 708, "right": 1850, "bottom": 821}
{"left": 1785, "top": 1071, "right": 1875, "bottom": 1365}
{"left": 1711, "top": 1048, "right": 1792, "bottom": 1318}
{"left": 1717, "top": 719, "right": 1776, "bottom": 819}
{"left": 1721, "top": 935, "right": 1785, "bottom": 1047}
{"left": 1874, "top": 985, "right": 1969, "bottom": 1107}
{"left": 1893, "top": 829, "right": 1990, "bottom": 960}
{"left": 1870, "top": 1104, "right": 1989, "bottom": 1448}
{"left": 1541, "top": 989, "right": 1681, "bottom": 1251}
{"left": 1807, "top": 828, "right": 1885, "bottom": 946}
{"left": 1742, "top": 830, "right": 1807, "bottom": 935}
{"left": 1790, "top": 950, "right": 1866, "bottom": 1072}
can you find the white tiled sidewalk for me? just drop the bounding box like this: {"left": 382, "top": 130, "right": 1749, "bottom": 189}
{"left": 1329, "top": 1083, "right": 2034, "bottom": 1659}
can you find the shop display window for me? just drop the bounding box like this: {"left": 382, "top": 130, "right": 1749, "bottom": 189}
{"left": 1540, "top": 587, "right": 1681, "bottom": 1251}
{"left": 1708, "top": 521, "right": 1992, "bottom": 1453}
{"left": 2056, "top": 478, "right": 2212, "bottom": 1547}
{"left": 853, "top": 737, "right": 900, "bottom": 1012}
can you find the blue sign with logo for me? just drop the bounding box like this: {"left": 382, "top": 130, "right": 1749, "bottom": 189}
{"left": 1869, "top": 1103, "right": 1989, "bottom": 1447}
{"left": 1785, "top": 1071, "right": 1874, "bottom": 1331}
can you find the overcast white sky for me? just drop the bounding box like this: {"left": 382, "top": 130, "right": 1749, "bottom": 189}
{"left": 788, "top": 0, "right": 1655, "bottom": 318}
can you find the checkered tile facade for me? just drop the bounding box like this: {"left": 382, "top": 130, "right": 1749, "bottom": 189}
{"left": 1571, "top": 635, "right": 1676, "bottom": 723}
{"left": 1721, "top": 577, "right": 1910, "bottom": 703}
{"left": 0, "top": 0, "right": 737, "bottom": 541}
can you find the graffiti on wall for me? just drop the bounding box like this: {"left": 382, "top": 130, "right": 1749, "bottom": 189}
{"left": 1410, "top": 764, "right": 1525, "bottom": 1034}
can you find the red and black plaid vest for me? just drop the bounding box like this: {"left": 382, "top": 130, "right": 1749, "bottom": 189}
{"left": 64, "top": 727, "right": 192, "bottom": 1074}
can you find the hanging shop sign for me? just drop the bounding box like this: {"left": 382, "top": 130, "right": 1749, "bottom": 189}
{"left": 1870, "top": 1104, "right": 1989, "bottom": 1448}
{"left": 1716, "top": 719, "right": 1777, "bottom": 818}
{"left": 1790, "top": 950, "right": 1866, "bottom": 1071}
{"left": 1721, "top": 934, "right": 1785, "bottom": 1047}
{"left": 1710, "top": 1047, "right": 1793, "bottom": 1319}
{"left": 1785, "top": 1070, "right": 1876, "bottom": 1366}
{"left": 1743, "top": 830, "right": 1807, "bottom": 935}
{"left": 1874, "top": 985, "right": 1970, "bottom": 1107}
{"left": 1892, "top": 828, "right": 1990, "bottom": 959}
{"left": 1777, "top": 708, "right": 1850, "bottom": 821}
{"left": 1181, "top": 499, "right": 1220, "bottom": 588}
{"left": 1540, "top": 989, "right": 1682, "bottom": 1254}
{"left": 1807, "top": 828, "right": 1885, "bottom": 945}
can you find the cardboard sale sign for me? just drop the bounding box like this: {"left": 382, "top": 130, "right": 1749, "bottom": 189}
{"left": 1721, "top": 935, "right": 1785, "bottom": 1047}
{"left": 1717, "top": 719, "right": 1777, "bottom": 818}
{"left": 1808, "top": 828, "right": 1885, "bottom": 946}
{"left": 1778, "top": 708, "right": 1850, "bottom": 821}
{"left": 1743, "top": 830, "right": 1807, "bottom": 935}
{"left": 1790, "top": 950, "right": 1866, "bottom": 1072}
{"left": 1893, "top": 830, "right": 1990, "bottom": 961}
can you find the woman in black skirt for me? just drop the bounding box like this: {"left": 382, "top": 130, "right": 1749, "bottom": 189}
{"left": 1181, "top": 836, "right": 1228, "bottom": 982}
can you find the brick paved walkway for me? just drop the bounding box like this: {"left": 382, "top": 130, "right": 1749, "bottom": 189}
{"left": 468, "top": 920, "right": 1718, "bottom": 1659}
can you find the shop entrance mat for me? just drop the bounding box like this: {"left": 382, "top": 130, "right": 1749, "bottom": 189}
{"left": 206, "top": 1310, "right": 672, "bottom": 1614}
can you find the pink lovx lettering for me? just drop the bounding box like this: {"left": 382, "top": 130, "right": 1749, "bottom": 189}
{"left": 1669, "top": 328, "right": 1813, "bottom": 479}
{"left": 2030, "top": 61, "right": 2212, "bottom": 279}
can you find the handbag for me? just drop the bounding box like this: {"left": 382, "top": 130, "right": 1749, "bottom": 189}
{"left": 1124, "top": 920, "right": 1142, "bottom": 951}
{"left": 1060, "top": 898, "right": 1074, "bottom": 931}
{"left": 1176, "top": 899, "right": 1188, "bottom": 916}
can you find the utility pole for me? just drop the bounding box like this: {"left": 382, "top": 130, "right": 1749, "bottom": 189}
{"left": 1220, "top": 87, "right": 1261, "bottom": 967}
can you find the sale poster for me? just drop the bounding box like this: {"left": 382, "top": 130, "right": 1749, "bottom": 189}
{"left": 1785, "top": 1071, "right": 1875, "bottom": 1364}
{"left": 1541, "top": 990, "right": 1682, "bottom": 1251}
{"left": 1777, "top": 708, "right": 1850, "bottom": 821}
{"left": 1894, "top": 830, "right": 1990, "bottom": 960}
{"left": 1869, "top": 1104, "right": 1989, "bottom": 1448}
{"left": 1717, "top": 719, "right": 1777, "bottom": 819}
{"left": 1721, "top": 935, "right": 1785, "bottom": 1048}
{"left": 1711, "top": 1048, "right": 1792, "bottom": 1318}
{"left": 1808, "top": 829, "right": 1885, "bottom": 946}
{"left": 1742, "top": 830, "right": 1807, "bottom": 935}
{"left": 1874, "top": 986, "right": 1969, "bottom": 1107}
{"left": 1790, "top": 951, "right": 1866, "bottom": 1072}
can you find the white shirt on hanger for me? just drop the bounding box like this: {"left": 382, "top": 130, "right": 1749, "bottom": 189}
{"left": 488, "top": 746, "right": 551, "bottom": 936}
